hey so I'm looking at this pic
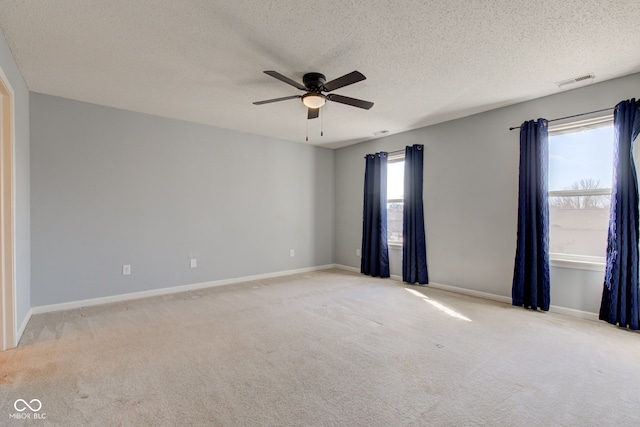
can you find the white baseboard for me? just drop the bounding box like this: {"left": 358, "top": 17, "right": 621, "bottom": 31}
{"left": 427, "top": 281, "right": 513, "bottom": 305}
{"left": 28, "top": 263, "right": 600, "bottom": 323}
{"left": 334, "top": 264, "right": 359, "bottom": 274}
{"left": 548, "top": 305, "right": 599, "bottom": 321}
{"left": 333, "top": 264, "right": 598, "bottom": 321}
{"left": 30, "top": 264, "right": 336, "bottom": 315}
{"left": 429, "top": 282, "right": 598, "bottom": 320}
{"left": 16, "top": 308, "right": 33, "bottom": 345}
{"left": 334, "top": 263, "right": 510, "bottom": 303}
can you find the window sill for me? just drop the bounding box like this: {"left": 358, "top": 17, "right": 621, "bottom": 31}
{"left": 389, "top": 242, "right": 402, "bottom": 250}
{"left": 550, "top": 257, "right": 605, "bottom": 272}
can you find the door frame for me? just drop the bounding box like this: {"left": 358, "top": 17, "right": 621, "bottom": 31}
{"left": 0, "top": 64, "right": 16, "bottom": 350}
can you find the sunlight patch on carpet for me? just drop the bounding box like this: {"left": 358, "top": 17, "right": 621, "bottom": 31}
{"left": 405, "top": 288, "right": 472, "bottom": 322}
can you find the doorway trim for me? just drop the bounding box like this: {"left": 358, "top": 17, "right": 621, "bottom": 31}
{"left": 0, "top": 64, "right": 16, "bottom": 350}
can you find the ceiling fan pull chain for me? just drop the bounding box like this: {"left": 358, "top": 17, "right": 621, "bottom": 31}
{"left": 321, "top": 107, "right": 324, "bottom": 137}
{"left": 306, "top": 117, "right": 309, "bottom": 142}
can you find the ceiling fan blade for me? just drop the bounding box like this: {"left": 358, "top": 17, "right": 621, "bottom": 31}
{"left": 326, "top": 94, "right": 374, "bottom": 110}
{"left": 308, "top": 108, "right": 319, "bottom": 120}
{"left": 253, "top": 95, "right": 301, "bottom": 105}
{"left": 263, "top": 71, "right": 306, "bottom": 91}
{"left": 322, "top": 71, "right": 366, "bottom": 92}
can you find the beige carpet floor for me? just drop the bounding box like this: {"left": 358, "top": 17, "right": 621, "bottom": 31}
{"left": 1, "top": 269, "right": 640, "bottom": 426}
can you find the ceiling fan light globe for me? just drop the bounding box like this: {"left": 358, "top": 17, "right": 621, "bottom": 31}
{"left": 302, "top": 93, "right": 326, "bottom": 109}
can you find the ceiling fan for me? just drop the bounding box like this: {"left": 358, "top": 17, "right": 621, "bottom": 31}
{"left": 253, "top": 70, "right": 374, "bottom": 119}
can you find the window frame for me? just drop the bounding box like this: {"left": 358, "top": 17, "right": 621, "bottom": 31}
{"left": 387, "top": 153, "right": 405, "bottom": 248}
{"left": 547, "top": 115, "right": 614, "bottom": 271}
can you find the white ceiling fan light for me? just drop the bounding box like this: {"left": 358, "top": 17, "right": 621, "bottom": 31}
{"left": 301, "top": 93, "right": 327, "bottom": 109}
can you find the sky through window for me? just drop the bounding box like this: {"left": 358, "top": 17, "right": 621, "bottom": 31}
{"left": 548, "top": 126, "right": 613, "bottom": 191}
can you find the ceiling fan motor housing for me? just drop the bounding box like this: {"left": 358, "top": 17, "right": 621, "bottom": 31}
{"left": 303, "top": 73, "right": 326, "bottom": 91}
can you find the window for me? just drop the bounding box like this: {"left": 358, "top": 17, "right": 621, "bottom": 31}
{"left": 548, "top": 116, "right": 614, "bottom": 267}
{"left": 387, "top": 154, "right": 404, "bottom": 245}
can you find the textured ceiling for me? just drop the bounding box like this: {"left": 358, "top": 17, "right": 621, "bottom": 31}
{"left": 0, "top": 1, "right": 639, "bottom": 149}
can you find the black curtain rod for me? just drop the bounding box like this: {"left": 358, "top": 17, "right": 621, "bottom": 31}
{"left": 364, "top": 149, "right": 404, "bottom": 159}
{"left": 387, "top": 149, "right": 405, "bottom": 156}
{"left": 508, "top": 106, "right": 614, "bottom": 131}
{"left": 364, "top": 146, "right": 423, "bottom": 158}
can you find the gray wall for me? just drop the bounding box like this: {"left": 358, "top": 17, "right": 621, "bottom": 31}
{"left": 0, "top": 29, "right": 30, "bottom": 330}
{"left": 336, "top": 73, "right": 640, "bottom": 314}
{"left": 24, "top": 68, "right": 640, "bottom": 314}
{"left": 30, "top": 94, "right": 335, "bottom": 306}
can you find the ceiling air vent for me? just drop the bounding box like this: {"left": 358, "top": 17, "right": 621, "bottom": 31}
{"left": 556, "top": 73, "right": 595, "bottom": 88}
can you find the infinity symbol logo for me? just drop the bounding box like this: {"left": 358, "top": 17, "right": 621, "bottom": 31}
{"left": 14, "top": 399, "right": 42, "bottom": 412}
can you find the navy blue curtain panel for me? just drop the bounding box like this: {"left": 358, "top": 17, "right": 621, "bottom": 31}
{"left": 361, "top": 152, "right": 390, "bottom": 278}
{"left": 512, "top": 119, "right": 550, "bottom": 311}
{"left": 402, "top": 144, "right": 429, "bottom": 284}
{"left": 599, "top": 99, "right": 640, "bottom": 329}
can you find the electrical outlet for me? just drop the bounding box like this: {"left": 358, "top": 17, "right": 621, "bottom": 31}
{"left": 290, "top": 249, "right": 295, "bottom": 257}
{"left": 190, "top": 258, "right": 197, "bottom": 268}
{"left": 122, "top": 264, "right": 131, "bottom": 275}
{"left": 356, "top": 248, "right": 361, "bottom": 257}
